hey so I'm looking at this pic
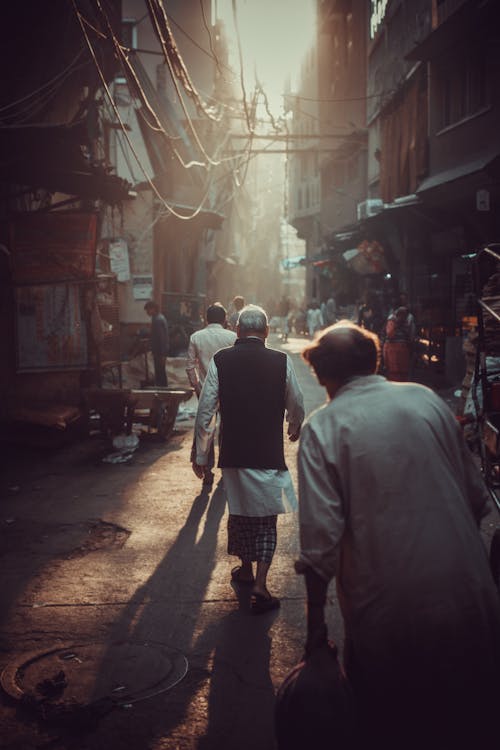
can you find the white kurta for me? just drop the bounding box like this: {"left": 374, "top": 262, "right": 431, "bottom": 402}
{"left": 185, "top": 323, "right": 237, "bottom": 391}
{"left": 195, "top": 349, "right": 304, "bottom": 516}
{"left": 297, "top": 375, "right": 500, "bottom": 690}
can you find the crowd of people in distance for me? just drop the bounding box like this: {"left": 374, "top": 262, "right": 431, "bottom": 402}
{"left": 263, "top": 290, "right": 418, "bottom": 382}
{"left": 143, "top": 288, "right": 420, "bottom": 387}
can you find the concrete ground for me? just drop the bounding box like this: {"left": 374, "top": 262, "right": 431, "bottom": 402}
{"left": 0, "top": 333, "right": 498, "bottom": 750}
{"left": 0, "top": 333, "right": 337, "bottom": 750}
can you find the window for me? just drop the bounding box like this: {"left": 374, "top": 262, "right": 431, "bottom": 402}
{"left": 441, "top": 53, "right": 488, "bottom": 128}
{"left": 121, "top": 19, "right": 137, "bottom": 50}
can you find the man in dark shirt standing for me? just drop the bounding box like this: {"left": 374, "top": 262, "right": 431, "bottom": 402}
{"left": 144, "top": 301, "right": 169, "bottom": 387}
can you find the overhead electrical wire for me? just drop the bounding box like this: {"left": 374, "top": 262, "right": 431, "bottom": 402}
{"left": 92, "top": 0, "right": 243, "bottom": 172}
{"left": 293, "top": 90, "right": 395, "bottom": 104}
{"left": 145, "top": 0, "right": 222, "bottom": 123}
{"left": 255, "top": 80, "right": 283, "bottom": 133}
{"left": 152, "top": 9, "right": 235, "bottom": 85}
{"left": 213, "top": 133, "right": 284, "bottom": 212}
{"left": 108, "top": 6, "right": 258, "bottom": 211}
{"left": 91, "top": 1, "right": 216, "bottom": 177}
{"left": 71, "top": 0, "right": 216, "bottom": 221}
{"left": 0, "top": 47, "right": 87, "bottom": 115}
{"left": 0, "top": 51, "right": 91, "bottom": 126}
{"left": 91, "top": 1, "right": 183, "bottom": 143}
{"left": 144, "top": 0, "right": 248, "bottom": 168}
{"left": 231, "top": 0, "right": 256, "bottom": 135}
{"left": 72, "top": 0, "right": 266, "bottom": 221}
{"left": 199, "top": 0, "right": 222, "bottom": 76}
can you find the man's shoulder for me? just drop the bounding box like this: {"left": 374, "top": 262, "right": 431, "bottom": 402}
{"left": 216, "top": 328, "right": 237, "bottom": 342}
{"left": 201, "top": 327, "right": 236, "bottom": 346}
{"left": 214, "top": 343, "right": 233, "bottom": 361}
{"left": 267, "top": 346, "right": 287, "bottom": 360}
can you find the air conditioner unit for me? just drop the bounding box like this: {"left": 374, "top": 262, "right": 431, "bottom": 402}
{"left": 357, "top": 199, "right": 384, "bottom": 221}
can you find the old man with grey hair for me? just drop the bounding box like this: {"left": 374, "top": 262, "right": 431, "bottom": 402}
{"left": 193, "top": 304, "right": 304, "bottom": 613}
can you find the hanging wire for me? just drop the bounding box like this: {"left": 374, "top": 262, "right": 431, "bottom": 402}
{"left": 73, "top": 0, "right": 260, "bottom": 221}
{"left": 0, "top": 55, "right": 91, "bottom": 126}
{"left": 145, "top": 0, "right": 222, "bottom": 122}
{"left": 199, "top": 0, "right": 223, "bottom": 76}
{"left": 71, "top": 0, "right": 216, "bottom": 220}
{"left": 231, "top": 0, "right": 256, "bottom": 135}
{"left": 255, "top": 80, "right": 283, "bottom": 133}
{"left": 88, "top": 0, "right": 215, "bottom": 176}
{"left": 92, "top": 0, "right": 241, "bottom": 171}
{"left": 91, "top": 1, "right": 183, "bottom": 143}
{"left": 144, "top": 0, "right": 246, "bottom": 168}
{"left": 0, "top": 47, "right": 87, "bottom": 115}
{"left": 293, "top": 90, "right": 395, "bottom": 103}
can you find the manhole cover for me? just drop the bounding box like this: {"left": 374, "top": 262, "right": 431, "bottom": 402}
{"left": 1, "top": 641, "right": 188, "bottom": 708}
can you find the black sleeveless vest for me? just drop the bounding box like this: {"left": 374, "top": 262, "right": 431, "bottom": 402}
{"left": 214, "top": 337, "right": 287, "bottom": 469}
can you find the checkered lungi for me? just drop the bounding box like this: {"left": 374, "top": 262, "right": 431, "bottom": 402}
{"left": 227, "top": 514, "right": 277, "bottom": 563}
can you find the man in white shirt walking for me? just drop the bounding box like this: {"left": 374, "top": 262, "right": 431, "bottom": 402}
{"left": 186, "top": 303, "right": 236, "bottom": 486}
{"left": 192, "top": 305, "right": 304, "bottom": 613}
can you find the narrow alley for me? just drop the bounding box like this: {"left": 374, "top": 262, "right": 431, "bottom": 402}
{"left": 0, "top": 333, "right": 340, "bottom": 750}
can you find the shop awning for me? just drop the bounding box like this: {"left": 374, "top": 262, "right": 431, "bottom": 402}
{"left": 416, "top": 154, "right": 500, "bottom": 194}
{"left": 0, "top": 121, "right": 132, "bottom": 204}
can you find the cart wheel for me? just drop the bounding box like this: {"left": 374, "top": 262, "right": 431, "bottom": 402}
{"left": 490, "top": 529, "right": 500, "bottom": 592}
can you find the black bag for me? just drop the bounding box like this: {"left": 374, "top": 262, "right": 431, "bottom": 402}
{"left": 275, "top": 642, "right": 358, "bottom": 750}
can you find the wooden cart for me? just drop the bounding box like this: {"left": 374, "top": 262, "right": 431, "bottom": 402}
{"left": 83, "top": 387, "right": 193, "bottom": 441}
{"left": 130, "top": 387, "right": 194, "bottom": 441}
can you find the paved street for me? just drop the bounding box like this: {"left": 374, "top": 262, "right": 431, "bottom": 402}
{"left": 0, "top": 333, "right": 341, "bottom": 750}
{"left": 1, "top": 333, "right": 499, "bottom": 750}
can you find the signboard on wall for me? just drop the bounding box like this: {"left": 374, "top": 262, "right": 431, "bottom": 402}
{"left": 109, "top": 238, "right": 130, "bottom": 281}
{"left": 9, "top": 212, "right": 97, "bottom": 284}
{"left": 15, "top": 283, "right": 88, "bottom": 371}
{"left": 132, "top": 275, "right": 153, "bottom": 300}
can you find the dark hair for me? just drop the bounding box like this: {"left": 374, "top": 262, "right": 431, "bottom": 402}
{"left": 302, "top": 320, "right": 380, "bottom": 382}
{"left": 144, "top": 300, "right": 158, "bottom": 313}
{"left": 206, "top": 303, "right": 227, "bottom": 324}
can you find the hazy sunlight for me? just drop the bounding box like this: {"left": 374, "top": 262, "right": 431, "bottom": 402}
{"left": 216, "top": 0, "right": 316, "bottom": 116}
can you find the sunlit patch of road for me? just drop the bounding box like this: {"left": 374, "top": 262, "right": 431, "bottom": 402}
{"left": 268, "top": 333, "right": 311, "bottom": 355}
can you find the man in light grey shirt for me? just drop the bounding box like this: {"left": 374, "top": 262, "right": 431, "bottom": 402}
{"left": 186, "top": 303, "right": 237, "bottom": 397}
{"left": 186, "top": 303, "right": 236, "bottom": 486}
